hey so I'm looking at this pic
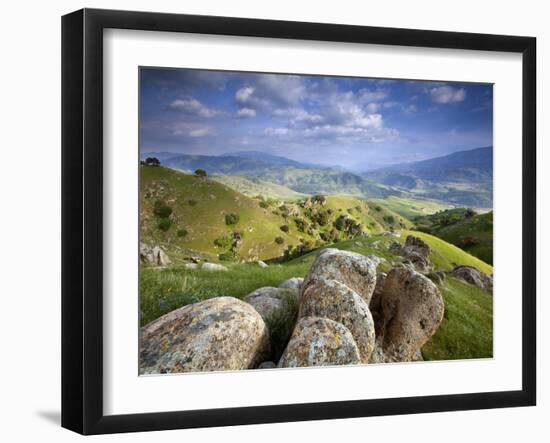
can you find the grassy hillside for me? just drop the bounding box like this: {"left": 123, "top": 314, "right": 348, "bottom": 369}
{"left": 211, "top": 175, "right": 306, "bottom": 201}
{"left": 414, "top": 209, "right": 493, "bottom": 265}
{"left": 369, "top": 196, "right": 452, "bottom": 219}
{"left": 140, "top": 231, "right": 493, "bottom": 360}
{"left": 140, "top": 166, "right": 410, "bottom": 262}
{"left": 422, "top": 277, "right": 493, "bottom": 360}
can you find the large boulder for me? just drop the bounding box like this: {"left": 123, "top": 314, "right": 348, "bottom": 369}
{"left": 366, "top": 254, "right": 386, "bottom": 268}
{"left": 402, "top": 235, "right": 430, "bottom": 259}
{"left": 140, "top": 243, "right": 171, "bottom": 266}
{"left": 301, "top": 248, "right": 377, "bottom": 304}
{"left": 376, "top": 267, "right": 444, "bottom": 362}
{"left": 201, "top": 262, "right": 228, "bottom": 272}
{"left": 140, "top": 297, "right": 271, "bottom": 374}
{"left": 278, "top": 317, "right": 361, "bottom": 368}
{"left": 452, "top": 265, "right": 493, "bottom": 292}
{"left": 404, "top": 252, "right": 433, "bottom": 272}
{"left": 244, "top": 287, "right": 297, "bottom": 321}
{"left": 299, "top": 278, "right": 375, "bottom": 363}
{"left": 401, "top": 236, "right": 432, "bottom": 271}
{"left": 279, "top": 277, "right": 304, "bottom": 290}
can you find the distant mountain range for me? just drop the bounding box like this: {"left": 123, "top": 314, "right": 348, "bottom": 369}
{"left": 141, "top": 151, "right": 397, "bottom": 198}
{"left": 221, "top": 150, "right": 322, "bottom": 169}
{"left": 363, "top": 147, "right": 493, "bottom": 207}
{"left": 366, "top": 147, "right": 492, "bottom": 183}
{"left": 140, "top": 147, "right": 493, "bottom": 207}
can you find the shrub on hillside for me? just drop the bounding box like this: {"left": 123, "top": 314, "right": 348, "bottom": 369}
{"left": 225, "top": 213, "right": 240, "bottom": 225}
{"left": 177, "top": 228, "right": 188, "bottom": 238}
{"left": 188, "top": 199, "right": 198, "bottom": 206}
{"left": 311, "top": 195, "right": 327, "bottom": 205}
{"left": 218, "top": 251, "right": 235, "bottom": 261}
{"left": 213, "top": 236, "right": 232, "bottom": 248}
{"left": 294, "top": 217, "right": 307, "bottom": 233}
{"left": 157, "top": 218, "right": 171, "bottom": 232}
{"left": 334, "top": 215, "right": 363, "bottom": 238}
{"left": 275, "top": 236, "right": 284, "bottom": 244}
{"left": 309, "top": 209, "right": 329, "bottom": 226}
{"left": 153, "top": 200, "right": 173, "bottom": 218}
{"left": 259, "top": 200, "right": 269, "bottom": 209}
{"left": 194, "top": 168, "right": 207, "bottom": 178}
{"left": 144, "top": 157, "right": 160, "bottom": 166}
{"left": 280, "top": 224, "right": 289, "bottom": 233}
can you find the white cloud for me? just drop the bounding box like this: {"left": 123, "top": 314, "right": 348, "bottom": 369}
{"left": 235, "top": 86, "right": 255, "bottom": 103}
{"left": 256, "top": 74, "right": 305, "bottom": 106}
{"left": 429, "top": 86, "right": 466, "bottom": 103}
{"left": 404, "top": 104, "right": 417, "bottom": 114}
{"left": 237, "top": 108, "right": 256, "bottom": 118}
{"left": 273, "top": 107, "right": 323, "bottom": 124}
{"left": 171, "top": 122, "right": 214, "bottom": 137}
{"left": 365, "top": 103, "right": 380, "bottom": 113}
{"left": 358, "top": 88, "right": 388, "bottom": 103}
{"left": 168, "top": 97, "right": 222, "bottom": 118}
{"left": 264, "top": 127, "right": 289, "bottom": 136}
{"left": 189, "top": 128, "right": 213, "bottom": 137}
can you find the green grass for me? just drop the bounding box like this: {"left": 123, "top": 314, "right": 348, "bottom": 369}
{"left": 140, "top": 231, "right": 492, "bottom": 324}
{"left": 370, "top": 196, "right": 452, "bottom": 219}
{"left": 140, "top": 261, "right": 311, "bottom": 326}
{"left": 211, "top": 175, "right": 307, "bottom": 201}
{"left": 422, "top": 277, "right": 493, "bottom": 360}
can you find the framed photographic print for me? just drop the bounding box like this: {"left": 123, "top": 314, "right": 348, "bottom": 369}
{"left": 62, "top": 8, "right": 536, "bottom": 435}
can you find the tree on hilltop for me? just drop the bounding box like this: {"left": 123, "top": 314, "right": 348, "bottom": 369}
{"left": 144, "top": 157, "right": 160, "bottom": 166}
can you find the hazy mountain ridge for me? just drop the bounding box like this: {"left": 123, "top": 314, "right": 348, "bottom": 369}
{"left": 363, "top": 147, "right": 493, "bottom": 207}
{"left": 146, "top": 152, "right": 398, "bottom": 199}
{"left": 141, "top": 147, "right": 493, "bottom": 207}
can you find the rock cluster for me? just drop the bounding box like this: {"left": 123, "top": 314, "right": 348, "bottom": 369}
{"left": 452, "top": 265, "right": 493, "bottom": 292}
{"left": 140, "top": 237, "right": 450, "bottom": 373}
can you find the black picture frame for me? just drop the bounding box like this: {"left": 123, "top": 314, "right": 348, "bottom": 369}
{"left": 61, "top": 8, "right": 537, "bottom": 435}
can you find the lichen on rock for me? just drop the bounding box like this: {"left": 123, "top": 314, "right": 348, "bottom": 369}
{"left": 278, "top": 317, "right": 361, "bottom": 368}
{"left": 140, "top": 297, "right": 271, "bottom": 374}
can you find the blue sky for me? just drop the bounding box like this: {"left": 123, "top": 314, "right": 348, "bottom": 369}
{"left": 140, "top": 68, "right": 493, "bottom": 170}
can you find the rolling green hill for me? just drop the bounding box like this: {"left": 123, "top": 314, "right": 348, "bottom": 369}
{"left": 211, "top": 175, "right": 306, "bottom": 201}
{"left": 414, "top": 209, "right": 493, "bottom": 265}
{"left": 140, "top": 166, "right": 411, "bottom": 263}
{"left": 369, "top": 196, "right": 452, "bottom": 219}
